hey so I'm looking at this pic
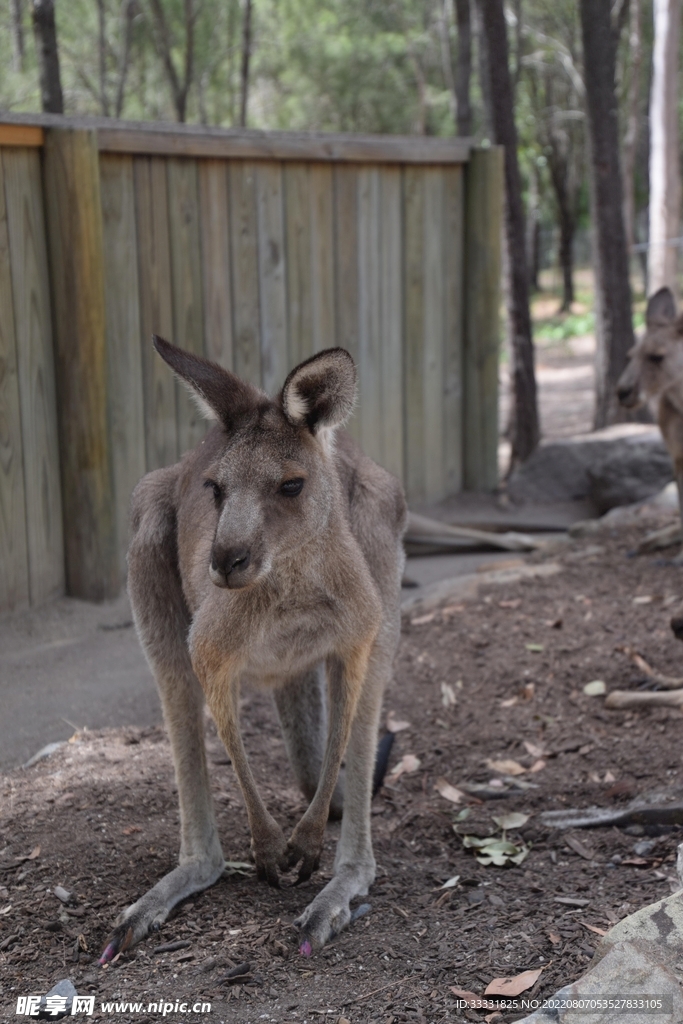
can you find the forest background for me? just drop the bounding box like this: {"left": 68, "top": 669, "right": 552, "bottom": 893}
{"left": 0, "top": 0, "right": 671, "bottom": 467}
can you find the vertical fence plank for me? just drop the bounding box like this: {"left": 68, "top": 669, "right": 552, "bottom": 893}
{"left": 198, "top": 159, "right": 233, "bottom": 369}
{"left": 310, "top": 165, "right": 336, "bottom": 352}
{"left": 134, "top": 156, "right": 177, "bottom": 471}
{"left": 256, "top": 163, "right": 288, "bottom": 394}
{"left": 284, "top": 163, "right": 313, "bottom": 367}
{"left": 443, "top": 165, "right": 464, "bottom": 496}
{"left": 333, "top": 165, "right": 360, "bottom": 442}
{"left": 357, "top": 168, "right": 382, "bottom": 465}
{"left": 463, "top": 147, "right": 504, "bottom": 491}
{"left": 403, "top": 167, "right": 425, "bottom": 503}
{"left": 167, "top": 157, "right": 207, "bottom": 454}
{"left": 100, "top": 154, "right": 146, "bottom": 577}
{"left": 379, "top": 167, "right": 404, "bottom": 484}
{"left": 0, "top": 151, "right": 30, "bottom": 612}
{"left": 229, "top": 161, "right": 262, "bottom": 387}
{"left": 4, "top": 149, "right": 64, "bottom": 606}
{"left": 422, "top": 168, "right": 445, "bottom": 502}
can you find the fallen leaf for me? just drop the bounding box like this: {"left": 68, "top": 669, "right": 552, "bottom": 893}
{"left": 441, "top": 682, "right": 457, "bottom": 707}
{"left": 435, "top": 777, "right": 464, "bottom": 804}
{"left": 548, "top": 931, "right": 561, "bottom": 945}
{"left": 530, "top": 759, "right": 546, "bottom": 773}
{"left": 0, "top": 905, "right": 12, "bottom": 915}
{"left": 580, "top": 920, "right": 607, "bottom": 937}
{"left": 500, "top": 697, "right": 518, "bottom": 708}
{"left": 27, "top": 845, "right": 40, "bottom": 860}
{"left": 486, "top": 759, "right": 526, "bottom": 776}
{"left": 499, "top": 599, "right": 521, "bottom": 609}
{"left": 455, "top": 807, "right": 471, "bottom": 822}
{"left": 485, "top": 1014, "right": 504, "bottom": 1023}
{"left": 387, "top": 753, "right": 421, "bottom": 782}
{"left": 633, "top": 595, "right": 652, "bottom": 605}
{"left": 485, "top": 967, "right": 544, "bottom": 997}
{"left": 411, "top": 612, "right": 436, "bottom": 625}
{"left": 523, "top": 740, "right": 546, "bottom": 759}
{"left": 386, "top": 712, "right": 411, "bottom": 733}
{"left": 520, "top": 682, "right": 535, "bottom": 700}
{"left": 583, "top": 680, "right": 606, "bottom": 696}
{"left": 442, "top": 604, "right": 465, "bottom": 615}
{"left": 462, "top": 835, "right": 530, "bottom": 866}
{"left": 622, "top": 856, "right": 648, "bottom": 866}
{"left": 224, "top": 861, "right": 254, "bottom": 875}
{"left": 525, "top": 643, "right": 544, "bottom": 653}
{"left": 604, "top": 770, "right": 616, "bottom": 784}
{"left": 122, "top": 825, "right": 142, "bottom": 836}
{"left": 449, "top": 987, "right": 495, "bottom": 1009}
{"left": 565, "top": 835, "right": 594, "bottom": 861}
{"left": 440, "top": 875, "right": 460, "bottom": 889}
{"left": 492, "top": 812, "right": 530, "bottom": 831}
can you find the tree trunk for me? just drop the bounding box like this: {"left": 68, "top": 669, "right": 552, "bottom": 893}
{"left": 32, "top": 0, "right": 64, "bottom": 113}
{"left": 453, "top": 0, "right": 472, "bottom": 136}
{"left": 526, "top": 165, "right": 540, "bottom": 293}
{"left": 439, "top": 0, "right": 457, "bottom": 127}
{"left": 149, "top": 0, "right": 194, "bottom": 122}
{"left": 547, "top": 142, "right": 576, "bottom": 312}
{"left": 114, "top": 0, "right": 136, "bottom": 119}
{"left": 649, "top": 0, "right": 681, "bottom": 295}
{"left": 474, "top": 0, "right": 492, "bottom": 139}
{"left": 239, "top": 0, "right": 252, "bottom": 128}
{"left": 96, "top": 0, "right": 109, "bottom": 116}
{"left": 481, "top": 0, "right": 539, "bottom": 467}
{"left": 579, "top": 0, "right": 635, "bottom": 428}
{"left": 623, "top": 0, "right": 643, "bottom": 252}
{"left": 11, "top": 0, "right": 25, "bottom": 73}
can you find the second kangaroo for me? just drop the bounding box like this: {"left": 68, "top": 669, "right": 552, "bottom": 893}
{"left": 100, "top": 338, "right": 406, "bottom": 961}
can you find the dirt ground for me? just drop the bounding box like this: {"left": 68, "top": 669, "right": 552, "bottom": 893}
{"left": 3, "top": 522, "right": 683, "bottom": 1024}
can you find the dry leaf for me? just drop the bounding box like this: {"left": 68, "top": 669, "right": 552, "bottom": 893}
{"left": 604, "top": 770, "right": 616, "bottom": 784}
{"left": 449, "top": 987, "right": 495, "bottom": 1009}
{"left": 499, "top": 599, "right": 521, "bottom": 609}
{"left": 583, "top": 680, "right": 606, "bottom": 696}
{"left": 27, "top": 845, "right": 40, "bottom": 860}
{"left": 442, "top": 604, "right": 465, "bottom": 615}
{"left": 440, "top": 875, "right": 460, "bottom": 889}
{"left": 565, "top": 835, "right": 594, "bottom": 861}
{"left": 411, "top": 612, "right": 436, "bottom": 625}
{"left": 386, "top": 712, "right": 411, "bottom": 734}
{"left": 387, "top": 753, "right": 421, "bottom": 782}
{"left": 435, "top": 777, "right": 464, "bottom": 804}
{"left": 486, "top": 759, "right": 526, "bottom": 776}
{"left": 530, "top": 759, "right": 546, "bottom": 773}
{"left": 441, "top": 682, "right": 457, "bottom": 707}
{"left": 485, "top": 967, "right": 544, "bottom": 997}
{"left": 523, "top": 740, "right": 546, "bottom": 759}
{"left": 580, "top": 920, "right": 607, "bottom": 937}
{"left": 633, "top": 595, "right": 652, "bottom": 605}
{"left": 520, "top": 682, "right": 536, "bottom": 700}
{"left": 485, "top": 1014, "right": 504, "bottom": 1024}
{"left": 492, "top": 812, "right": 530, "bottom": 831}
{"left": 500, "top": 697, "right": 518, "bottom": 708}
{"left": 548, "top": 931, "right": 561, "bottom": 945}
{"left": 122, "top": 825, "right": 142, "bottom": 836}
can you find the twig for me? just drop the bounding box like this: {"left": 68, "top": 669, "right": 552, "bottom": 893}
{"left": 618, "top": 646, "right": 683, "bottom": 689}
{"left": 345, "top": 974, "right": 414, "bottom": 1005}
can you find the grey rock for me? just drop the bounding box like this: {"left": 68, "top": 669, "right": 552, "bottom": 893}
{"left": 37, "top": 979, "right": 77, "bottom": 1019}
{"left": 597, "top": 890, "right": 683, "bottom": 955}
{"left": 53, "top": 886, "right": 71, "bottom": 904}
{"left": 515, "top": 941, "right": 683, "bottom": 1023}
{"left": 508, "top": 425, "right": 672, "bottom": 512}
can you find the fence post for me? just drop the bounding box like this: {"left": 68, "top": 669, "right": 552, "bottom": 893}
{"left": 463, "top": 146, "right": 504, "bottom": 491}
{"left": 43, "top": 128, "right": 119, "bottom": 600}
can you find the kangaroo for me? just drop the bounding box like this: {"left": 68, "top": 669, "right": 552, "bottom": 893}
{"left": 98, "top": 337, "right": 406, "bottom": 962}
{"left": 617, "top": 287, "right": 683, "bottom": 558}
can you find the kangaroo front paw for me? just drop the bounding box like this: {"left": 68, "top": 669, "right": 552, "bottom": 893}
{"left": 252, "top": 820, "right": 288, "bottom": 888}
{"left": 281, "top": 820, "right": 325, "bottom": 883}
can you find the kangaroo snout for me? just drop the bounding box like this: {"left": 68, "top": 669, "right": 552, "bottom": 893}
{"left": 210, "top": 544, "right": 253, "bottom": 588}
{"left": 617, "top": 384, "right": 636, "bottom": 406}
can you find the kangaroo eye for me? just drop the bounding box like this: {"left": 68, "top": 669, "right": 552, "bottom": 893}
{"left": 204, "top": 479, "right": 223, "bottom": 502}
{"left": 280, "top": 478, "right": 304, "bottom": 497}
{"left": 647, "top": 353, "right": 665, "bottom": 364}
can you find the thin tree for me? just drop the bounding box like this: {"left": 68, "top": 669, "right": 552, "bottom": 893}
{"left": 239, "top": 0, "right": 252, "bottom": 127}
{"left": 579, "top": 0, "right": 635, "bottom": 427}
{"left": 649, "top": 0, "right": 681, "bottom": 295}
{"left": 96, "top": 0, "right": 109, "bottom": 115}
{"left": 32, "top": 0, "right": 64, "bottom": 113}
{"left": 148, "top": 0, "right": 195, "bottom": 122}
{"left": 11, "top": 0, "right": 25, "bottom": 73}
{"left": 622, "top": 0, "right": 643, "bottom": 253}
{"left": 114, "top": 0, "right": 137, "bottom": 119}
{"left": 481, "top": 0, "right": 539, "bottom": 466}
{"left": 453, "top": 0, "right": 472, "bottom": 136}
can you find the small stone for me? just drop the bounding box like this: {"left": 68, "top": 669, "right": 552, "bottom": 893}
{"left": 37, "top": 979, "right": 77, "bottom": 1019}
{"left": 53, "top": 886, "right": 71, "bottom": 904}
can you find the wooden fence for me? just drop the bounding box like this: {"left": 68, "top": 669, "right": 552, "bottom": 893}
{"left": 0, "top": 114, "right": 503, "bottom": 614}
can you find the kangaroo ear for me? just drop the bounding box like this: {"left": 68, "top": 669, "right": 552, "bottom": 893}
{"left": 281, "top": 348, "right": 357, "bottom": 433}
{"left": 153, "top": 336, "right": 262, "bottom": 429}
{"left": 646, "top": 287, "right": 676, "bottom": 327}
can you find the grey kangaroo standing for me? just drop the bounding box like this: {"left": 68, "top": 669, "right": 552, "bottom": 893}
{"left": 99, "top": 337, "right": 406, "bottom": 962}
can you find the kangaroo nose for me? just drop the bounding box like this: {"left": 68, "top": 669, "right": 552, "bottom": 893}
{"left": 212, "top": 547, "right": 251, "bottom": 576}
{"left": 617, "top": 386, "right": 632, "bottom": 403}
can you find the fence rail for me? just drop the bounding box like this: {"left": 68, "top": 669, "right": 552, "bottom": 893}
{"left": 0, "top": 115, "right": 502, "bottom": 614}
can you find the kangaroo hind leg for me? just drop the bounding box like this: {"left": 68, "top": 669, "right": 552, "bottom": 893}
{"left": 100, "top": 471, "right": 225, "bottom": 962}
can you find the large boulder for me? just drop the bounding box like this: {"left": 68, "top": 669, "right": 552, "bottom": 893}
{"left": 508, "top": 425, "right": 673, "bottom": 513}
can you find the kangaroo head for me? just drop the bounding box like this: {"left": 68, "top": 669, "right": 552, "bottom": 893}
{"left": 617, "top": 288, "right": 683, "bottom": 408}
{"left": 153, "top": 337, "right": 357, "bottom": 590}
